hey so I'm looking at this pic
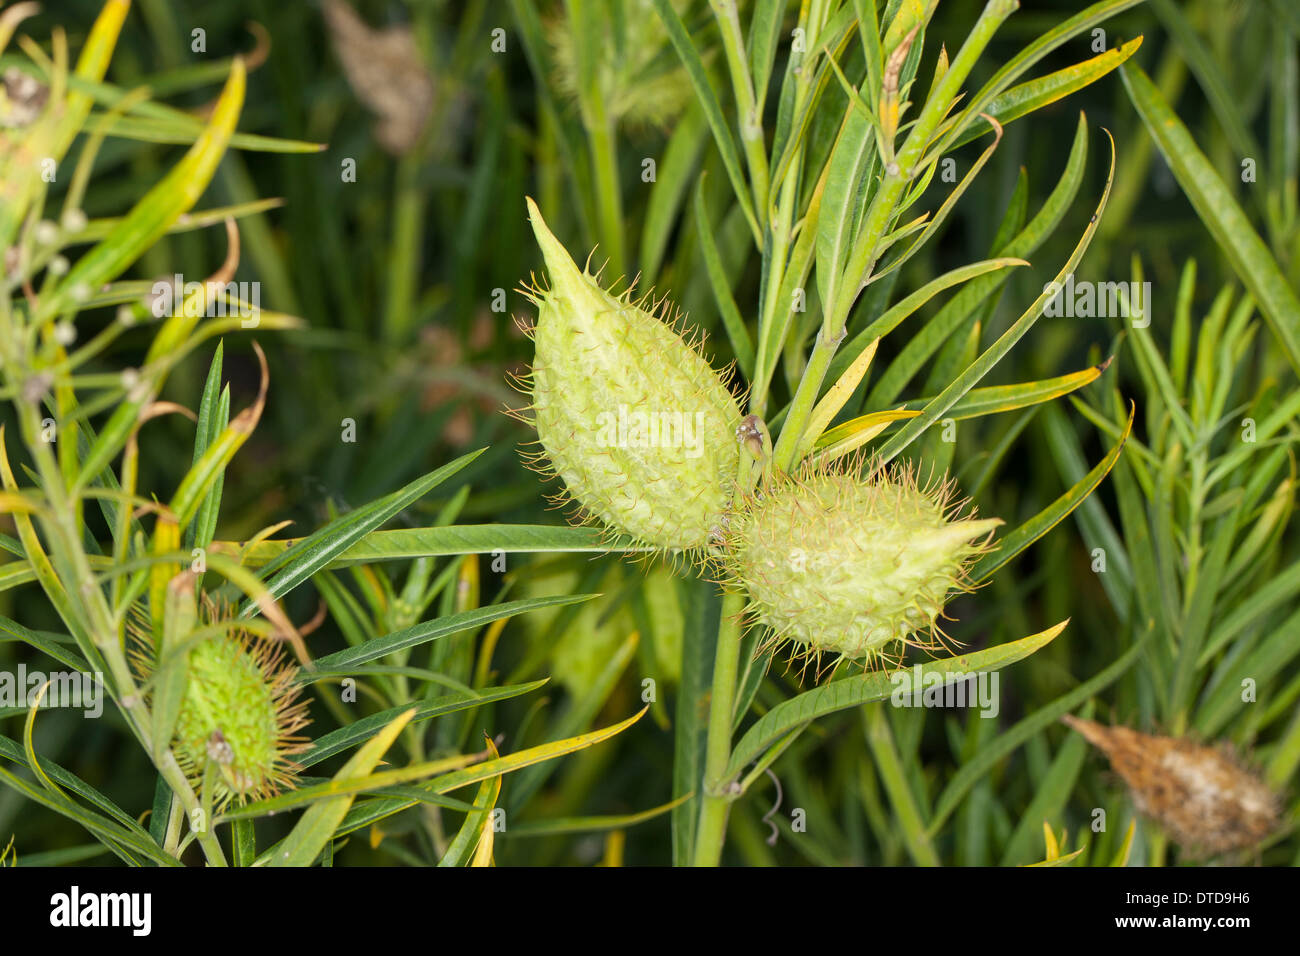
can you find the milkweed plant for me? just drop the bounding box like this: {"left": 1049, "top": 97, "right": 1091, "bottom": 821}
{"left": 1, "top": 0, "right": 1298, "bottom": 868}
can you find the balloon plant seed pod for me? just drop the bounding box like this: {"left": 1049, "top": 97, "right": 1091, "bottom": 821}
{"left": 1062, "top": 715, "right": 1280, "bottom": 858}
{"left": 513, "top": 198, "right": 743, "bottom": 553}
{"left": 723, "top": 459, "right": 1002, "bottom": 670}
{"left": 171, "top": 633, "right": 309, "bottom": 806}
{"left": 132, "top": 598, "right": 310, "bottom": 808}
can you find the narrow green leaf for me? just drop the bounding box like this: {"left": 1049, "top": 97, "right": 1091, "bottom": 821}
{"left": 999, "top": 704, "right": 1091, "bottom": 865}
{"left": 438, "top": 738, "right": 502, "bottom": 867}
{"left": 817, "top": 103, "right": 877, "bottom": 320}
{"left": 232, "top": 819, "right": 256, "bottom": 867}
{"left": 0, "top": 749, "right": 176, "bottom": 866}
{"left": 927, "top": 629, "right": 1154, "bottom": 835}
{"left": 0, "top": 616, "right": 90, "bottom": 673}
{"left": 933, "top": 0, "right": 1146, "bottom": 157}
{"left": 748, "top": 0, "right": 785, "bottom": 106}
{"left": 305, "top": 595, "right": 596, "bottom": 672}
{"left": 507, "top": 794, "right": 691, "bottom": 837}
{"left": 640, "top": 105, "right": 708, "bottom": 285}
{"left": 507, "top": 632, "right": 638, "bottom": 811}
{"left": 296, "top": 681, "right": 547, "bottom": 770}
{"left": 243, "top": 449, "right": 484, "bottom": 614}
{"left": 829, "top": 258, "right": 1028, "bottom": 386}
{"left": 694, "top": 178, "right": 756, "bottom": 376}
{"left": 651, "top": 0, "right": 760, "bottom": 243}
{"left": 88, "top": 113, "right": 325, "bottom": 153}
{"left": 151, "top": 576, "right": 197, "bottom": 762}
{"left": 971, "top": 403, "right": 1134, "bottom": 584}
{"left": 948, "top": 37, "right": 1142, "bottom": 150}
{"left": 44, "top": 58, "right": 246, "bottom": 320}
{"left": 186, "top": 343, "right": 226, "bottom": 555}
{"left": 1109, "top": 819, "right": 1138, "bottom": 866}
{"left": 269, "top": 709, "right": 415, "bottom": 867}
{"left": 238, "top": 523, "right": 637, "bottom": 569}
{"left": 1121, "top": 59, "right": 1300, "bottom": 376}
{"left": 1148, "top": 0, "right": 1257, "bottom": 160}
{"left": 170, "top": 359, "right": 264, "bottom": 532}
{"left": 1197, "top": 607, "right": 1300, "bottom": 736}
{"left": 876, "top": 126, "right": 1114, "bottom": 464}
{"left": 327, "top": 708, "right": 647, "bottom": 840}
{"left": 725, "top": 620, "right": 1069, "bottom": 780}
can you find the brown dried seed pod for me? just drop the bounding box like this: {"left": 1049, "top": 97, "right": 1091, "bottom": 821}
{"left": 1062, "top": 715, "right": 1280, "bottom": 858}
{"left": 322, "top": 0, "right": 434, "bottom": 155}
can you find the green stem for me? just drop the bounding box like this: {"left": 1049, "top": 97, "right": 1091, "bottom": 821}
{"left": 770, "top": 327, "right": 841, "bottom": 471}
{"left": 15, "top": 401, "right": 228, "bottom": 866}
{"left": 748, "top": 0, "right": 824, "bottom": 419}
{"left": 587, "top": 115, "right": 625, "bottom": 278}
{"left": 750, "top": 162, "right": 802, "bottom": 421}
{"left": 692, "top": 587, "right": 747, "bottom": 866}
{"left": 161, "top": 794, "right": 183, "bottom": 855}
{"left": 1148, "top": 829, "right": 1167, "bottom": 866}
{"left": 570, "top": 0, "right": 624, "bottom": 277}
{"left": 863, "top": 704, "right": 940, "bottom": 866}
{"left": 773, "top": 0, "right": 1016, "bottom": 463}
{"left": 710, "top": 0, "right": 769, "bottom": 220}
{"left": 692, "top": 382, "right": 769, "bottom": 866}
{"left": 382, "top": 152, "right": 425, "bottom": 345}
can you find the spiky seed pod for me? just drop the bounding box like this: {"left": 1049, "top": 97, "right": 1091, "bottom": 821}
{"left": 518, "top": 198, "right": 742, "bottom": 551}
{"left": 1062, "top": 716, "right": 1280, "bottom": 857}
{"left": 132, "top": 599, "right": 309, "bottom": 807}
{"left": 724, "top": 462, "right": 1001, "bottom": 664}
{"left": 170, "top": 632, "right": 309, "bottom": 806}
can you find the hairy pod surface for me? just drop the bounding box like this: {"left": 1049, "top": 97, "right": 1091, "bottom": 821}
{"left": 726, "top": 464, "right": 1001, "bottom": 661}
{"left": 522, "top": 198, "right": 742, "bottom": 551}
{"left": 170, "top": 632, "right": 308, "bottom": 806}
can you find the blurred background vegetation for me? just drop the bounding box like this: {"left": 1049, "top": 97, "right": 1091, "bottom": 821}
{"left": 3, "top": 0, "right": 1298, "bottom": 865}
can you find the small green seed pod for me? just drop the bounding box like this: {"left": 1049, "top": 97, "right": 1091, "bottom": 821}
{"left": 726, "top": 464, "right": 1001, "bottom": 663}
{"left": 170, "top": 632, "right": 309, "bottom": 806}
{"left": 519, "top": 198, "right": 742, "bottom": 551}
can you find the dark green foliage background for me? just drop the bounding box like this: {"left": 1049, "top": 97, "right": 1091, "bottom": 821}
{"left": 2, "top": 0, "right": 1296, "bottom": 866}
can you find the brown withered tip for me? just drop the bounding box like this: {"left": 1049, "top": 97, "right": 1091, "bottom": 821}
{"left": 1061, "top": 715, "right": 1280, "bottom": 858}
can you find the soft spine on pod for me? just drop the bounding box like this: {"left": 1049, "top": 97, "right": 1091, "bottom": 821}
{"left": 724, "top": 462, "right": 1001, "bottom": 666}
{"left": 515, "top": 197, "right": 742, "bottom": 552}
